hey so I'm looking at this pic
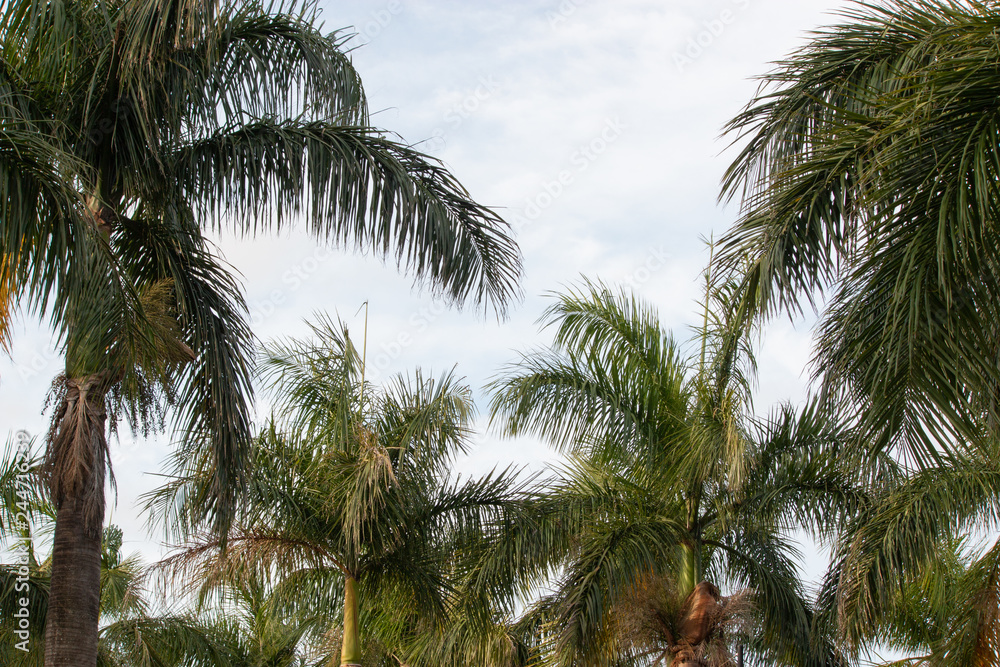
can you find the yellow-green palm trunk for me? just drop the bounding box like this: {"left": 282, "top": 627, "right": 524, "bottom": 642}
{"left": 678, "top": 542, "right": 700, "bottom": 600}
{"left": 341, "top": 576, "right": 361, "bottom": 666}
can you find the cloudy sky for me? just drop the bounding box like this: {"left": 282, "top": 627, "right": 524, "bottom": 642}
{"left": 2, "top": 0, "right": 856, "bottom": 593}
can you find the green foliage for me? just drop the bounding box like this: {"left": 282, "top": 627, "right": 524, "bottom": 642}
{"left": 718, "top": 0, "right": 1000, "bottom": 465}
{"left": 151, "top": 316, "right": 531, "bottom": 666}
{"left": 489, "top": 278, "right": 862, "bottom": 666}
{"left": 1, "top": 0, "right": 521, "bottom": 538}
{"left": 718, "top": 2, "right": 1000, "bottom": 662}
{"left": 0, "top": 523, "right": 229, "bottom": 666}
{"left": 813, "top": 444, "right": 1000, "bottom": 664}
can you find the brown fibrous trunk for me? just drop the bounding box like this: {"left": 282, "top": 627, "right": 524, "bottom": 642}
{"left": 43, "top": 373, "right": 110, "bottom": 667}
{"left": 671, "top": 581, "right": 723, "bottom": 667}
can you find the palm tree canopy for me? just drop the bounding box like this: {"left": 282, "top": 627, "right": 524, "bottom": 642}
{"left": 488, "top": 279, "right": 863, "bottom": 666}
{"left": 1, "top": 0, "right": 522, "bottom": 534}
{"left": 151, "top": 317, "right": 531, "bottom": 666}
{"left": 718, "top": 0, "right": 1000, "bottom": 464}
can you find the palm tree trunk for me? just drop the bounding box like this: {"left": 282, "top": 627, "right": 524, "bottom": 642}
{"left": 671, "top": 581, "right": 722, "bottom": 667}
{"left": 341, "top": 575, "right": 362, "bottom": 667}
{"left": 44, "top": 496, "right": 103, "bottom": 666}
{"left": 678, "top": 542, "right": 699, "bottom": 600}
{"left": 43, "top": 374, "right": 109, "bottom": 667}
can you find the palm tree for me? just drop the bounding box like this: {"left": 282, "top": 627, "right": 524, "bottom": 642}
{"left": 717, "top": 0, "right": 1000, "bottom": 465}
{"left": 2, "top": 1, "right": 522, "bottom": 664}
{"left": 716, "top": 1, "right": 1000, "bottom": 659}
{"left": 153, "top": 317, "right": 527, "bottom": 667}
{"left": 816, "top": 445, "right": 1000, "bottom": 665}
{"left": 488, "top": 279, "right": 863, "bottom": 666}
{"left": 0, "top": 444, "right": 235, "bottom": 667}
{"left": 178, "top": 574, "right": 338, "bottom": 667}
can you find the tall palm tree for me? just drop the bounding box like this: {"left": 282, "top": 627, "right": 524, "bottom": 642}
{"left": 716, "top": 1, "right": 1000, "bottom": 660}
{"left": 717, "top": 0, "right": 1000, "bottom": 465}
{"left": 2, "top": 1, "right": 522, "bottom": 664}
{"left": 153, "top": 318, "right": 527, "bottom": 667}
{"left": 488, "top": 279, "right": 865, "bottom": 666}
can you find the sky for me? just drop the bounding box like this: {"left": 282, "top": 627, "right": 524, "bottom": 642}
{"left": 1, "top": 0, "right": 858, "bottom": 612}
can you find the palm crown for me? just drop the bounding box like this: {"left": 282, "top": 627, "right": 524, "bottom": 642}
{"left": 488, "top": 279, "right": 862, "bottom": 666}
{"left": 2, "top": 0, "right": 522, "bottom": 530}
{"left": 155, "top": 318, "right": 528, "bottom": 667}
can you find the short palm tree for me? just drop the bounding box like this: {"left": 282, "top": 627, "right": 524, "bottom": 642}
{"left": 154, "top": 318, "right": 526, "bottom": 667}
{"left": 489, "top": 279, "right": 863, "bottom": 666}
{"left": 2, "top": 1, "right": 521, "bottom": 664}
{"left": 184, "top": 574, "right": 339, "bottom": 667}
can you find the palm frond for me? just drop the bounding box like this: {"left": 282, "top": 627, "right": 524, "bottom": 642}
{"left": 717, "top": 0, "right": 1000, "bottom": 459}
{"left": 832, "top": 449, "right": 1000, "bottom": 649}
{"left": 167, "top": 119, "right": 522, "bottom": 315}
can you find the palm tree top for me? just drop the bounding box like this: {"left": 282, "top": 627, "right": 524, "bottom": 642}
{"left": 4, "top": 0, "right": 524, "bottom": 537}
{"left": 714, "top": 0, "right": 1000, "bottom": 465}
{"left": 489, "top": 278, "right": 857, "bottom": 666}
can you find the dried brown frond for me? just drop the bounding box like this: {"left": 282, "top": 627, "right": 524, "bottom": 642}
{"left": 136, "top": 278, "right": 196, "bottom": 368}
{"left": 972, "top": 558, "right": 1000, "bottom": 667}
{"left": 154, "top": 530, "right": 349, "bottom": 603}
{"left": 615, "top": 570, "right": 683, "bottom": 652}
{"left": 43, "top": 372, "right": 115, "bottom": 530}
{"left": 714, "top": 588, "right": 754, "bottom": 639}
{"left": 354, "top": 424, "right": 395, "bottom": 481}
{"left": 614, "top": 574, "right": 755, "bottom": 667}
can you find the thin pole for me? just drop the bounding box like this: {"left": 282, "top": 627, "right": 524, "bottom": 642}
{"left": 698, "top": 237, "right": 715, "bottom": 379}
{"left": 356, "top": 301, "right": 369, "bottom": 413}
